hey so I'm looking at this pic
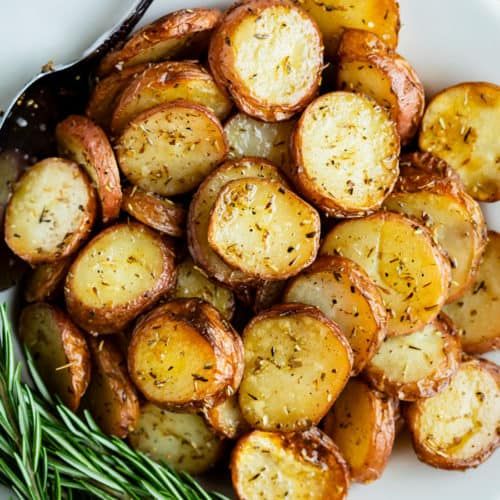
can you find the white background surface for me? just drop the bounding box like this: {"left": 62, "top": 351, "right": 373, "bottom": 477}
{"left": 0, "top": 1, "right": 499, "bottom": 499}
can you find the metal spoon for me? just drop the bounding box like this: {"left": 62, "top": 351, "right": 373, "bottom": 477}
{"left": 0, "top": 0, "right": 153, "bottom": 290}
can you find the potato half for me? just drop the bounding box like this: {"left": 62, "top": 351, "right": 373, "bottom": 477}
{"left": 209, "top": 0, "right": 323, "bottom": 121}
{"left": 188, "top": 158, "right": 286, "bottom": 288}
{"left": 284, "top": 255, "right": 387, "bottom": 375}
{"left": 444, "top": 231, "right": 500, "bottom": 353}
{"left": 204, "top": 394, "right": 250, "bottom": 439}
{"left": 208, "top": 178, "right": 320, "bottom": 280}
{"left": 323, "top": 378, "right": 396, "bottom": 483}
{"left": 129, "top": 403, "right": 224, "bottom": 474}
{"left": 364, "top": 316, "right": 461, "bottom": 401}
{"left": 98, "top": 8, "right": 222, "bottom": 75}
{"left": 295, "top": 0, "right": 400, "bottom": 57}
{"left": 19, "top": 303, "right": 90, "bottom": 411}
{"left": 116, "top": 101, "right": 226, "bottom": 197}
{"left": 83, "top": 337, "right": 139, "bottom": 438}
{"left": 404, "top": 358, "right": 500, "bottom": 470}
{"left": 320, "top": 211, "right": 451, "bottom": 336}
{"left": 4, "top": 158, "right": 96, "bottom": 265}
{"left": 65, "top": 222, "right": 176, "bottom": 334}
{"left": 336, "top": 29, "right": 425, "bottom": 145}
{"left": 231, "top": 428, "right": 349, "bottom": 500}
{"left": 239, "top": 304, "right": 352, "bottom": 431}
{"left": 111, "top": 61, "right": 232, "bottom": 133}
{"left": 289, "top": 91, "right": 400, "bottom": 217}
{"left": 172, "top": 256, "right": 235, "bottom": 320}
{"left": 419, "top": 82, "right": 500, "bottom": 201}
{"left": 252, "top": 279, "right": 286, "bottom": 313}
{"left": 224, "top": 112, "right": 295, "bottom": 166}
{"left": 122, "top": 186, "right": 186, "bottom": 238}
{"left": 56, "top": 115, "right": 122, "bottom": 223}
{"left": 24, "top": 257, "right": 72, "bottom": 303}
{"left": 128, "top": 299, "right": 244, "bottom": 410}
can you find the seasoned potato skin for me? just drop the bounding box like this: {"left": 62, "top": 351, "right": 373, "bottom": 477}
{"left": 56, "top": 115, "right": 122, "bottom": 223}
{"left": 65, "top": 222, "right": 176, "bottom": 334}
{"left": 19, "top": 303, "right": 90, "bottom": 411}
{"left": 336, "top": 29, "right": 425, "bottom": 145}
{"left": 404, "top": 357, "right": 500, "bottom": 470}
{"left": 24, "top": 257, "right": 72, "bottom": 303}
{"left": 204, "top": 394, "right": 250, "bottom": 439}
{"left": 98, "top": 9, "right": 223, "bottom": 76}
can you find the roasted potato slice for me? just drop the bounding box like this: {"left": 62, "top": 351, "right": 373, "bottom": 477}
{"left": 4, "top": 158, "right": 96, "bottom": 265}
{"left": 320, "top": 212, "right": 451, "bottom": 336}
{"left": 239, "top": 304, "right": 352, "bottom": 431}
{"left": 128, "top": 299, "right": 244, "bottom": 410}
{"left": 384, "top": 152, "right": 487, "bottom": 302}
{"left": 98, "top": 8, "right": 222, "bottom": 76}
{"left": 116, "top": 101, "right": 227, "bottom": 197}
{"left": 419, "top": 82, "right": 500, "bottom": 201}
{"left": 284, "top": 255, "right": 387, "bottom": 375}
{"left": 253, "top": 279, "right": 286, "bottom": 313}
{"left": 364, "top": 316, "right": 461, "bottom": 401}
{"left": 443, "top": 231, "right": 500, "bottom": 353}
{"left": 19, "top": 303, "right": 90, "bottom": 411}
{"left": 56, "top": 115, "right": 122, "bottom": 223}
{"left": 209, "top": 0, "right": 324, "bottom": 121}
{"left": 231, "top": 428, "right": 349, "bottom": 500}
{"left": 122, "top": 186, "right": 186, "bottom": 238}
{"left": 324, "top": 378, "right": 396, "bottom": 483}
{"left": 65, "top": 222, "right": 176, "bottom": 334}
{"left": 224, "top": 113, "right": 295, "bottom": 166}
{"left": 295, "top": 0, "right": 400, "bottom": 57}
{"left": 188, "top": 158, "right": 286, "bottom": 288}
{"left": 24, "top": 257, "right": 72, "bottom": 303}
{"left": 404, "top": 358, "right": 500, "bottom": 470}
{"left": 204, "top": 394, "right": 250, "bottom": 439}
{"left": 172, "top": 256, "right": 235, "bottom": 320}
{"left": 129, "top": 403, "right": 224, "bottom": 474}
{"left": 336, "top": 29, "right": 425, "bottom": 145}
{"left": 111, "top": 62, "right": 232, "bottom": 133}
{"left": 208, "top": 178, "right": 320, "bottom": 280}
{"left": 289, "top": 91, "right": 399, "bottom": 217}
{"left": 83, "top": 337, "right": 139, "bottom": 438}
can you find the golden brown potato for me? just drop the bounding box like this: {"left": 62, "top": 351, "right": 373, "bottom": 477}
{"left": 24, "top": 257, "right": 72, "bottom": 303}
{"left": 209, "top": 0, "right": 324, "bottom": 121}
{"left": 208, "top": 178, "right": 320, "bottom": 280}
{"left": 323, "top": 378, "right": 396, "bottom": 483}
{"left": 116, "top": 101, "right": 227, "bottom": 197}
{"left": 295, "top": 0, "right": 400, "bottom": 57}
{"left": 336, "top": 29, "right": 425, "bottom": 145}
{"left": 65, "top": 222, "right": 176, "bottom": 334}
{"left": 289, "top": 91, "right": 400, "bottom": 217}
{"left": 122, "top": 186, "right": 186, "bottom": 238}
{"left": 284, "top": 255, "right": 387, "bottom": 375}
{"left": 320, "top": 211, "right": 451, "bottom": 336}
{"left": 252, "top": 279, "right": 286, "bottom": 313}
{"left": 56, "top": 115, "right": 122, "bottom": 223}
{"left": 239, "top": 304, "right": 352, "bottom": 431}
{"left": 224, "top": 112, "right": 295, "bottom": 166}
{"left": 364, "top": 316, "right": 461, "bottom": 401}
{"left": 110, "top": 61, "right": 232, "bottom": 133}
{"left": 231, "top": 428, "right": 349, "bottom": 500}
{"left": 129, "top": 403, "right": 224, "bottom": 474}
{"left": 19, "top": 303, "right": 90, "bottom": 411}
{"left": 98, "top": 8, "right": 222, "bottom": 75}
{"left": 188, "top": 158, "right": 286, "bottom": 288}
{"left": 83, "top": 337, "right": 140, "bottom": 438}
{"left": 443, "top": 231, "right": 500, "bottom": 353}
{"left": 384, "top": 152, "right": 487, "bottom": 302}
{"left": 204, "top": 394, "right": 250, "bottom": 439}
{"left": 4, "top": 158, "right": 96, "bottom": 265}
{"left": 404, "top": 358, "right": 500, "bottom": 470}
{"left": 128, "top": 299, "right": 244, "bottom": 410}
{"left": 172, "top": 256, "right": 235, "bottom": 320}
{"left": 419, "top": 82, "right": 500, "bottom": 201}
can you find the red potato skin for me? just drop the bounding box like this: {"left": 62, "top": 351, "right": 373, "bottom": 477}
{"left": 24, "top": 256, "right": 72, "bottom": 303}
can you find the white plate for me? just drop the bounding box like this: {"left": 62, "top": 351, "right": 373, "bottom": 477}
{"left": 0, "top": 1, "right": 499, "bottom": 499}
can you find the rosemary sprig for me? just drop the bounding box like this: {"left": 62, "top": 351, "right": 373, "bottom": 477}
{"left": 0, "top": 304, "right": 228, "bottom": 500}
